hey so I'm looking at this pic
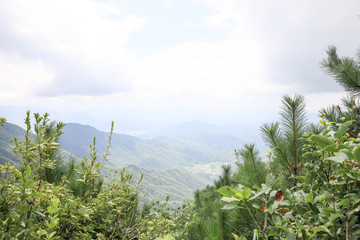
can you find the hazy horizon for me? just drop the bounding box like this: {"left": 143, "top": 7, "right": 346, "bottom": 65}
{"left": 1, "top": 0, "right": 359, "bottom": 134}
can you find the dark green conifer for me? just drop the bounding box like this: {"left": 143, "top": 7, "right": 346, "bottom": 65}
{"left": 260, "top": 94, "right": 307, "bottom": 186}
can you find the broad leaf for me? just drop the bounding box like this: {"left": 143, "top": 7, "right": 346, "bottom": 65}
{"left": 221, "top": 196, "right": 239, "bottom": 203}
{"left": 354, "top": 146, "right": 360, "bottom": 162}
{"left": 306, "top": 192, "right": 314, "bottom": 203}
{"left": 334, "top": 120, "right": 352, "bottom": 139}
{"left": 249, "top": 189, "right": 266, "bottom": 201}
{"left": 311, "top": 135, "right": 334, "bottom": 147}
{"left": 217, "top": 186, "right": 236, "bottom": 198}
{"left": 234, "top": 188, "right": 252, "bottom": 200}
{"left": 242, "top": 187, "right": 252, "bottom": 200}
{"left": 275, "top": 226, "right": 296, "bottom": 235}
{"left": 222, "top": 204, "right": 238, "bottom": 210}
{"left": 328, "top": 213, "right": 344, "bottom": 222}
{"left": 328, "top": 151, "right": 349, "bottom": 163}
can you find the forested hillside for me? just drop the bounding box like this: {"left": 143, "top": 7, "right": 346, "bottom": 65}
{"left": 124, "top": 165, "right": 210, "bottom": 207}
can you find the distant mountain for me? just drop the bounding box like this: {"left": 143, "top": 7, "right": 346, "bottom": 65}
{"left": 60, "top": 122, "right": 244, "bottom": 169}
{"left": 0, "top": 122, "right": 78, "bottom": 166}
{"left": 0, "top": 121, "right": 212, "bottom": 205}
{"left": 144, "top": 121, "right": 242, "bottom": 138}
{"left": 145, "top": 121, "right": 266, "bottom": 154}
{"left": 0, "top": 122, "right": 25, "bottom": 166}
{"left": 1, "top": 121, "right": 248, "bottom": 170}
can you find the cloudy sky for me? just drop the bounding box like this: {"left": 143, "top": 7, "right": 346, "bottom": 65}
{"left": 0, "top": 0, "right": 360, "bottom": 132}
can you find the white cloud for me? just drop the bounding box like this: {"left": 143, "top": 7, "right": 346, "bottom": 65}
{"left": 200, "top": 0, "right": 248, "bottom": 29}
{"left": 0, "top": 0, "right": 147, "bottom": 96}
{"left": 0, "top": 52, "right": 54, "bottom": 103}
{"left": 304, "top": 92, "right": 347, "bottom": 112}
{"left": 163, "top": 1, "right": 174, "bottom": 11}
{"left": 0, "top": 0, "right": 359, "bottom": 123}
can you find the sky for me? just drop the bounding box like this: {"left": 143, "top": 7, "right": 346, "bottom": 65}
{"left": 0, "top": 0, "right": 359, "bottom": 133}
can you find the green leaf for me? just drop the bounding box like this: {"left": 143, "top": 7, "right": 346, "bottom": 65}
{"left": 249, "top": 189, "right": 266, "bottom": 201}
{"left": 313, "top": 226, "right": 332, "bottom": 235}
{"left": 272, "top": 215, "right": 281, "bottom": 225}
{"left": 354, "top": 146, "right": 360, "bottom": 162}
{"left": 275, "top": 226, "right": 296, "bottom": 235}
{"left": 253, "top": 229, "right": 258, "bottom": 240}
{"left": 221, "top": 197, "right": 239, "bottom": 203}
{"left": 25, "top": 165, "right": 32, "bottom": 179}
{"left": 328, "top": 213, "right": 344, "bottom": 222}
{"left": 311, "top": 135, "right": 334, "bottom": 147}
{"left": 334, "top": 120, "right": 352, "bottom": 139}
{"left": 323, "top": 145, "right": 337, "bottom": 153}
{"left": 308, "top": 203, "right": 320, "bottom": 214}
{"left": 306, "top": 192, "right": 314, "bottom": 203}
{"left": 48, "top": 232, "right": 57, "bottom": 238}
{"left": 268, "top": 229, "right": 279, "bottom": 237}
{"left": 242, "top": 187, "right": 252, "bottom": 200}
{"left": 295, "top": 220, "right": 305, "bottom": 230}
{"left": 25, "top": 180, "right": 34, "bottom": 188}
{"left": 239, "top": 235, "right": 247, "bottom": 240}
{"left": 338, "top": 198, "right": 349, "bottom": 207}
{"left": 340, "top": 148, "right": 351, "bottom": 158}
{"left": 217, "top": 186, "right": 236, "bottom": 198}
{"left": 29, "top": 192, "right": 42, "bottom": 198}
{"left": 156, "top": 235, "right": 175, "bottom": 240}
{"left": 21, "top": 204, "right": 30, "bottom": 212}
{"left": 328, "top": 151, "right": 349, "bottom": 163}
{"left": 222, "top": 204, "right": 238, "bottom": 210}
{"left": 20, "top": 193, "right": 28, "bottom": 201}
{"left": 232, "top": 234, "right": 247, "bottom": 240}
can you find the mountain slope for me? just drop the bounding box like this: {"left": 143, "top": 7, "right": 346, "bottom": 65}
{"left": 0, "top": 122, "right": 25, "bottom": 166}
{"left": 60, "top": 123, "right": 244, "bottom": 169}
{"left": 0, "top": 122, "right": 212, "bottom": 205}
{"left": 123, "top": 165, "right": 211, "bottom": 206}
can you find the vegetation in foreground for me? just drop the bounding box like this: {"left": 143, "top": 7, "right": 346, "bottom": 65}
{"left": 0, "top": 46, "right": 359, "bottom": 239}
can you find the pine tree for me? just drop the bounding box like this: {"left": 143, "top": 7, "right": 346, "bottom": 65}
{"left": 188, "top": 166, "right": 254, "bottom": 239}
{"left": 260, "top": 94, "right": 307, "bottom": 186}
{"left": 320, "top": 46, "right": 360, "bottom": 137}
{"left": 321, "top": 46, "right": 360, "bottom": 95}
{"left": 234, "top": 143, "right": 267, "bottom": 188}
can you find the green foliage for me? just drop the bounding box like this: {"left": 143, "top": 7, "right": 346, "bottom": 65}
{"left": 234, "top": 144, "right": 267, "bottom": 188}
{"left": 0, "top": 112, "right": 193, "bottom": 239}
{"left": 0, "top": 118, "right": 5, "bottom": 127}
{"left": 187, "top": 166, "right": 256, "bottom": 239}
{"left": 321, "top": 95, "right": 360, "bottom": 138}
{"left": 0, "top": 122, "right": 211, "bottom": 205}
{"left": 260, "top": 94, "right": 308, "bottom": 187}
{"left": 213, "top": 46, "right": 360, "bottom": 239}
{"left": 321, "top": 46, "right": 360, "bottom": 95}
{"left": 137, "top": 198, "right": 196, "bottom": 240}
{"left": 219, "top": 119, "right": 360, "bottom": 239}
{"left": 320, "top": 47, "right": 360, "bottom": 138}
